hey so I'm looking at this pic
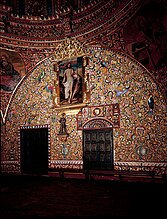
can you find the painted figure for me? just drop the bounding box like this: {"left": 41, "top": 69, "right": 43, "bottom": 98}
{"left": 72, "top": 70, "right": 81, "bottom": 100}
{"left": 0, "top": 54, "right": 21, "bottom": 91}
{"left": 62, "top": 63, "right": 74, "bottom": 103}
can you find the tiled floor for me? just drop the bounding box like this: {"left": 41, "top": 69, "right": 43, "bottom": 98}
{"left": 1, "top": 175, "right": 166, "bottom": 218}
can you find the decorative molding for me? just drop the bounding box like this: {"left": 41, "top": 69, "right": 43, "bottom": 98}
{"left": 1, "top": 161, "right": 20, "bottom": 173}
{"left": 1, "top": 160, "right": 20, "bottom": 164}
{"left": 77, "top": 103, "right": 120, "bottom": 130}
{"left": 49, "top": 160, "right": 83, "bottom": 169}
{"left": 114, "top": 162, "right": 167, "bottom": 175}
{"left": 54, "top": 37, "right": 86, "bottom": 60}
{"left": 50, "top": 160, "right": 83, "bottom": 165}
{"left": 83, "top": 119, "right": 113, "bottom": 130}
{"left": 114, "top": 161, "right": 167, "bottom": 167}
{"left": 20, "top": 124, "right": 50, "bottom": 129}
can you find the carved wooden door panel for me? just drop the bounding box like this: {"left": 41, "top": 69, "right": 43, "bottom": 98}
{"left": 83, "top": 129, "right": 113, "bottom": 170}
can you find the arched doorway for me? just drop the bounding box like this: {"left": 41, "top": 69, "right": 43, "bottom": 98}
{"left": 77, "top": 104, "right": 119, "bottom": 171}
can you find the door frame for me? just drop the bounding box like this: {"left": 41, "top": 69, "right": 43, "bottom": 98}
{"left": 19, "top": 125, "right": 50, "bottom": 175}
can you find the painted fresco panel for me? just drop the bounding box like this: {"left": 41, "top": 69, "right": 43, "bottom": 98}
{"left": 0, "top": 49, "right": 25, "bottom": 92}
{"left": 123, "top": 1, "right": 167, "bottom": 71}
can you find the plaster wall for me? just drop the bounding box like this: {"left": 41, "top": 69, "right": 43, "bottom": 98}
{"left": 1, "top": 47, "right": 167, "bottom": 175}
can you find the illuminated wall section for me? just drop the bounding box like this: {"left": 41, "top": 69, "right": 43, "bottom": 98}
{"left": 1, "top": 47, "right": 167, "bottom": 175}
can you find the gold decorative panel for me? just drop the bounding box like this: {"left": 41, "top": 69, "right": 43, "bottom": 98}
{"left": 54, "top": 37, "right": 86, "bottom": 60}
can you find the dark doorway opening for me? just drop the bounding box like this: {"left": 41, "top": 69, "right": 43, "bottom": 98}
{"left": 20, "top": 127, "right": 48, "bottom": 175}
{"left": 83, "top": 129, "right": 114, "bottom": 170}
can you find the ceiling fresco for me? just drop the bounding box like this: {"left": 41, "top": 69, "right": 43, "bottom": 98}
{"left": 123, "top": 0, "right": 167, "bottom": 71}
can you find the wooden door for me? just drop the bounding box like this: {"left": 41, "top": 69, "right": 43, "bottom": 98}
{"left": 83, "top": 129, "right": 113, "bottom": 170}
{"left": 20, "top": 128, "right": 48, "bottom": 174}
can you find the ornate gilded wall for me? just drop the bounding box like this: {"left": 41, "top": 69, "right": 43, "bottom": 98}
{"left": 1, "top": 44, "right": 167, "bottom": 175}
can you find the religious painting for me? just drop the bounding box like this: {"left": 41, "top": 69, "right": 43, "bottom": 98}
{"left": 58, "top": 56, "right": 83, "bottom": 106}
{"left": 0, "top": 49, "right": 25, "bottom": 92}
{"left": 123, "top": 1, "right": 167, "bottom": 71}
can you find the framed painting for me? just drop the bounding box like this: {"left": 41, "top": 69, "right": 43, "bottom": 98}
{"left": 57, "top": 56, "right": 84, "bottom": 106}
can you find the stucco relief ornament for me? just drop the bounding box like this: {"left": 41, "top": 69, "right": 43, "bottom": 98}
{"left": 58, "top": 113, "right": 69, "bottom": 142}
{"left": 136, "top": 143, "right": 147, "bottom": 159}
{"left": 135, "top": 127, "right": 147, "bottom": 159}
{"left": 54, "top": 37, "right": 86, "bottom": 60}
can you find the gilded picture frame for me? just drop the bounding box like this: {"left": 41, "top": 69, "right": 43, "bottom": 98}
{"left": 53, "top": 56, "right": 89, "bottom": 110}
{"left": 59, "top": 56, "right": 83, "bottom": 105}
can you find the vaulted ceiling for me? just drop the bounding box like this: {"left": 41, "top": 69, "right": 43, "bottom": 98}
{"left": 0, "top": 0, "right": 143, "bottom": 43}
